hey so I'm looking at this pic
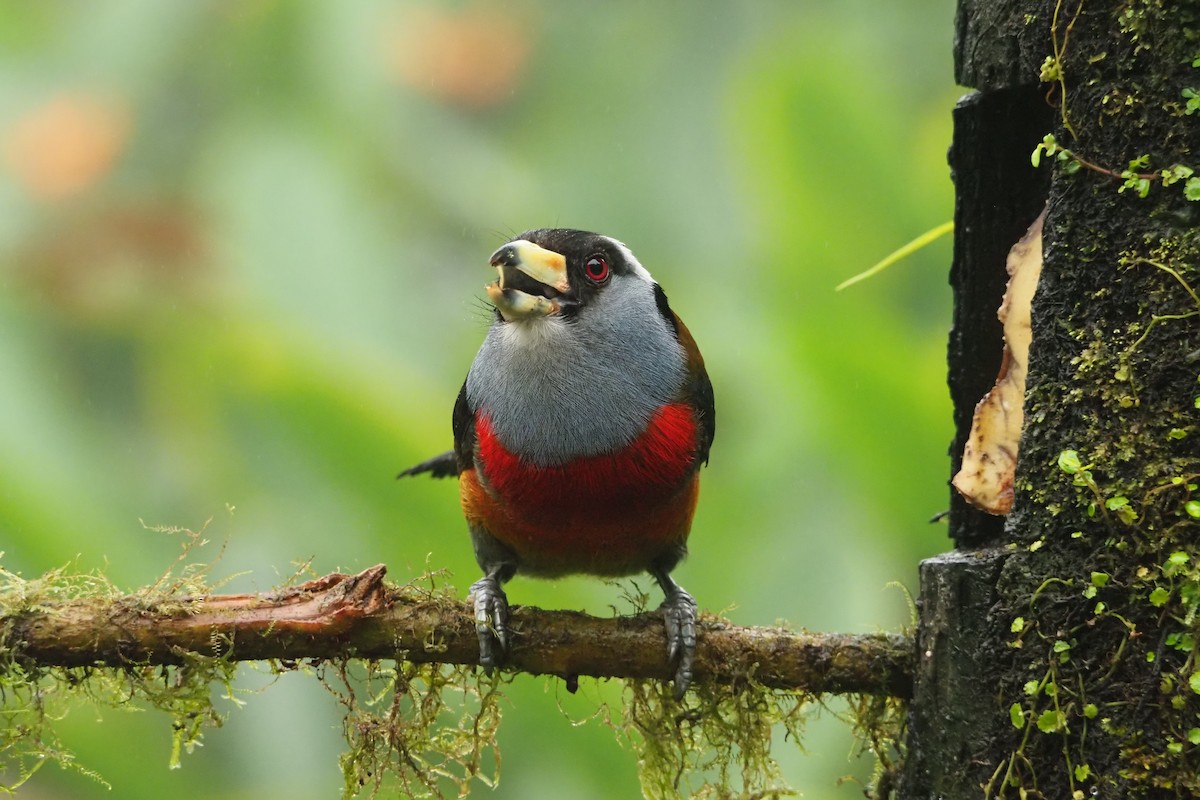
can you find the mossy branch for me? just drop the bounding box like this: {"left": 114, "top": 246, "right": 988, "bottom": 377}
{"left": 4, "top": 564, "right": 913, "bottom": 698}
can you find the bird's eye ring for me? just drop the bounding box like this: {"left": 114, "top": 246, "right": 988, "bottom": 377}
{"left": 584, "top": 256, "right": 610, "bottom": 283}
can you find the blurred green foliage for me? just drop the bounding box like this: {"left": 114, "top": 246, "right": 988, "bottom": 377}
{"left": 0, "top": 1, "right": 958, "bottom": 797}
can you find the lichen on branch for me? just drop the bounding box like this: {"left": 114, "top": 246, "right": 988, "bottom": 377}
{"left": 3, "top": 563, "right": 912, "bottom": 694}
{"left": 1, "top": 554, "right": 912, "bottom": 797}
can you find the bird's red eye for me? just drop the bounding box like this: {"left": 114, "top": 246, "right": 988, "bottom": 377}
{"left": 584, "top": 257, "right": 609, "bottom": 283}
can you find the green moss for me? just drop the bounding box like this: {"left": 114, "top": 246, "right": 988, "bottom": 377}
{"left": 3, "top": 534, "right": 911, "bottom": 798}
{"left": 999, "top": 230, "right": 1200, "bottom": 796}
{"left": 327, "top": 660, "right": 502, "bottom": 799}
{"left": 0, "top": 532, "right": 505, "bottom": 799}
{"left": 849, "top": 693, "right": 907, "bottom": 800}
{"left": 995, "top": 5, "right": 1200, "bottom": 792}
{"left": 620, "top": 676, "right": 803, "bottom": 799}
{"left": 617, "top": 678, "right": 904, "bottom": 800}
{"left": 0, "top": 529, "right": 237, "bottom": 791}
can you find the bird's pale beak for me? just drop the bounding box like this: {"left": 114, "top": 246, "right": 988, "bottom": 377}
{"left": 486, "top": 240, "right": 570, "bottom": 321}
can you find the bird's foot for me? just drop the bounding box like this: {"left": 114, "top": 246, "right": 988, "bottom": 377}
{"left": 468, "top": 575, "right": 510, "bottom": 673}
{"left": 657, "top": 583, "right": 697, "bottom": 700}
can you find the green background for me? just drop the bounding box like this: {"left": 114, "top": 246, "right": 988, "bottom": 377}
{"left": 0, "top": 1, "right": 961, "bottom": 797}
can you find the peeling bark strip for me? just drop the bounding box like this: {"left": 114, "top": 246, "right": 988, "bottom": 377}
{"left": 953, "top": 209, "right": 1045, "bottom": 515}
{"left": 3, "top": 565, "right": 913, "bottom": 697}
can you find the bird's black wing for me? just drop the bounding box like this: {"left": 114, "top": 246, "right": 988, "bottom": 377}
{"left": 690, "top": 363, "right": 716, "bottom": 467}
{"left": 653, "top": 283, "right": 715, "bottom": 467}
{"left": 396, "top": 380, "right": 474, "bottom": 479}
{"left": 451, "top": 378, "right": 476, "bottom": 474}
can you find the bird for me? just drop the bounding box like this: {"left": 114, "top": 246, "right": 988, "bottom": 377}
{"left": 399, "top": 228, "right": 715, "bottom": 698}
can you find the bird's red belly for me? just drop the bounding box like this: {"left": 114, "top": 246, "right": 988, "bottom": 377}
{"left": 461, "top": 404, "right": 700, "bottom": 576}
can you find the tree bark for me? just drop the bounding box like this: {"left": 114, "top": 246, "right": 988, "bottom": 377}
{"left": 3, "top": 564, "right": 912, "bottom": 697}
{"left": 904, "top": 1, "right": 1200, "bottom": 797}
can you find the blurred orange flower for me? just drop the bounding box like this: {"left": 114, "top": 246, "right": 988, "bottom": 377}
{"left": 385, "top": 4, "right": 533, "bottom": 109}
{"left": 4, "top": 92, "right": 130, "bottom": 201}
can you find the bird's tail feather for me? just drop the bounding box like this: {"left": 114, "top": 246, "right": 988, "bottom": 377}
{"left": 396, "top": 450, "right": 459, "bottom": 479}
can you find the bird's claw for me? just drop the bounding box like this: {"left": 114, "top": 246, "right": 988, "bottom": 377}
{"left": 469, "top": 575, "right": 510, "bottom": 673}
{"left": 659, "top": 587, "right": 697, "bottom": 700}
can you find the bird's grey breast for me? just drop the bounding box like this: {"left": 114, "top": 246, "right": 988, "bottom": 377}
{"left": 466, "top": 280, "right": 685, "bottom": 466}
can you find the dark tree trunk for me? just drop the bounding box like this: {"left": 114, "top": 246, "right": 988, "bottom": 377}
{"left": 903, "top": 1, "right": 1200, "bottom": 797}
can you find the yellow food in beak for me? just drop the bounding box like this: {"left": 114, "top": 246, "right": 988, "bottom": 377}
{"left": 486, "top": 239, "right": 570, "bottom": 321}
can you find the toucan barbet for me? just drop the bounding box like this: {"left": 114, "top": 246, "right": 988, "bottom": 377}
{"left": 399, "top": 229, "right": 715, "bottom": 697}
